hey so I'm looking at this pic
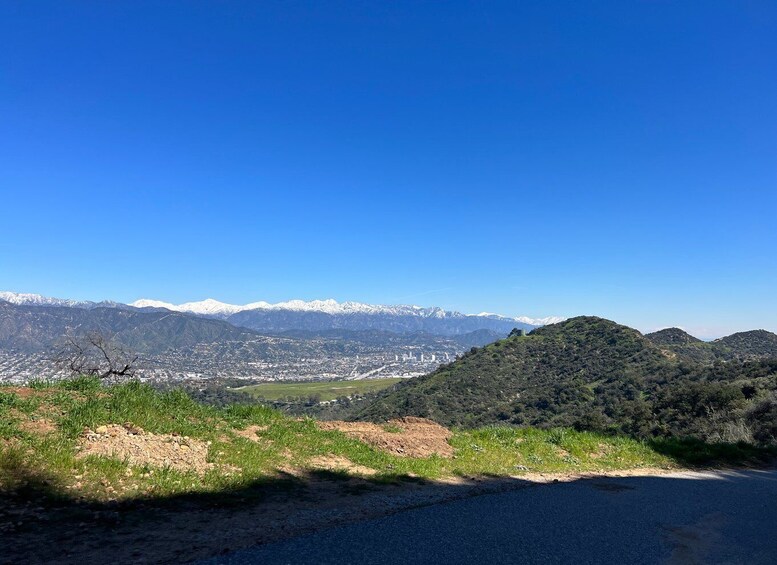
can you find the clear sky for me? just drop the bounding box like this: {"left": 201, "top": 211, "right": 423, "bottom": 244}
{"left": 1, "top": 2, "right": 775, "bottom": 338}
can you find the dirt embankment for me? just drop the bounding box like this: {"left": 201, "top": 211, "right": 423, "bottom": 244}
{"left": 77, "top": 424, "right": 215, "bottom": 475}
{"left": 317, "top": 417, "right": 454, "bottom": 458}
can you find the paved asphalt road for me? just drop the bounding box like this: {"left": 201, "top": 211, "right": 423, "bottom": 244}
{"left": 206, "top": 469, "right": 777, "bottom": 565}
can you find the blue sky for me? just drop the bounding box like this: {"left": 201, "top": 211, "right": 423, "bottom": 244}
{"left": 1, "top": 1, "right": 775, "bottom": 338}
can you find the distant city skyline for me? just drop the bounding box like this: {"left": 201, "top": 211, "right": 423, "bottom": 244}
{"left": 1, "top": 2, "right": 775, "bottom": 340}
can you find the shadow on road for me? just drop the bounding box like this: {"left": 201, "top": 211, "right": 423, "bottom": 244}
{"left": 2, "top": 459, "right": 776, "bottom": 565}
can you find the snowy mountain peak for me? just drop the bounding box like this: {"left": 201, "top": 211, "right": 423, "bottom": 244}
{"left": 5, "top": 291, "right": 564, "bottom": 328}
{"left": 128, "top": 296, "right": 563, "bottom": 325}
{"left": 130, "top": 298, "right": 177, "bottom": 310}
{"left": 0, "top": 291, "right": 53, "bottom": 306}
{"left": 0, "top": 291, "right": 117, "bottom": 309}
{"left": 514, "top": 316, "right": 567, "bottom": 326}
{"left": 176, "top": 298, "right": 243, "bottom": 316}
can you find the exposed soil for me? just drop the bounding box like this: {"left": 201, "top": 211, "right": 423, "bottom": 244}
{"left": 317, "top": 417, "right": 454, "bottom": 458}
{"left": 308, "top": 455, "right": 377, "bottom": 476}
{"left": 76, "top": 424, "right": 214, "bottom": 476}
{"left": 18, "top": 418, "right": 57, "bottom": 436}
{"left": 0, "top": 387, "right": 49, "bottom": 399}
{"left": 233, "top": 424, "right": 269, "bottom": 442}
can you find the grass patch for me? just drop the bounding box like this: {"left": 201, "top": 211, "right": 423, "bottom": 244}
{"left": 233, "top": 377, "right": 405, "bottom": 402}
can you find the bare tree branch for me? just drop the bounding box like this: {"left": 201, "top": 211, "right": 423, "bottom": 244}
{"left": 53, "top": 331, "right": 138, "bottom": 381}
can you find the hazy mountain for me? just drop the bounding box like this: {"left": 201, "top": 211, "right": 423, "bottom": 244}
{"left": 0, "top": 291, "right": 562, "bottom": 336}
{"left": 131, "top": 297, "right": 556, "bottom": 335}
{"left": 0, "top": 299, "right": 506, "bottom": 382}
{"left": 0, "top": 291, "right": 123, "bottom": 310}
{"left": 225, "top": 307, "right": 533, "bottom": 336}
{"left": 0, "top": 300, "right": 263, "bottom": 355}
{"left": 129, "top": 296, "right": 562, "bottom": 327}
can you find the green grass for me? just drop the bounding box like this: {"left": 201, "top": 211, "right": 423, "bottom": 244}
{"left": 1, "top": 378, "right": 773, "bottom": 506}
{"left": 233, "top": 377, "right": 405, "bottom": 401}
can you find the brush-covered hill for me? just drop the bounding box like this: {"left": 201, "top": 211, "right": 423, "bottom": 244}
{"left": 645, "top": 328, "right": 702, "bottom": 346}
{"left": 714, "top": 330, "right": 777, "bottom": 360}
{"left": 354, "top": 317, "right": 777, "bottom": 444}
{"left": 644, "top": 327, "right": 718, "bottom": 363}
{"left": 645, "top": 327, "right": 777, "bottom": 364}
{"left": 356, "top": 317, "right": 669, "bottom": 428}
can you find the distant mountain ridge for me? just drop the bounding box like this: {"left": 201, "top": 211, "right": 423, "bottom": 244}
{"left": 1, "top": 291, "right": 563, "bottom": 336}
{"left": 0, "top": 291, "right": 123, "bottom": 310}
{"left": 135, "top": 297, "right": 555, "bottom": 335}
{"left": 0, "top": 300, "right": 507, "bottom": 385}
{"left": 0, "top": 300, "right": 262, "bottom": 355}
{"left": 129, "top": 297, "right": 562, "bottom": 327}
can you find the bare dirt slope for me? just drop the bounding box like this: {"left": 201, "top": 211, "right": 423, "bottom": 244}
{"left": 317, "top": 417, "right": 454, "bottom": 458}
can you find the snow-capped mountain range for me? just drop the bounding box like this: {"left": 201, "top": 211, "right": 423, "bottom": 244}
{"left": 129, "top": 296, "right": 564, "bottom": 326}
{"left": 0, "top": 291, "right": 564, "bottom": 335}
{"left": 0, "top": 291, "right": 122, "bottom": 310}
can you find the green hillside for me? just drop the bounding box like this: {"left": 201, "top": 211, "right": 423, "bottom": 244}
{"left": 355, "top": 317, "right": 777, "bottom": 444}
{"left": 714, "top": 330, "right": 777, "bottom": 359}
{"left": 645, "top": 327, "right": 702, "bottom": 346}
{"left": 644, "top": 327, "right": 777, "bottom": 364}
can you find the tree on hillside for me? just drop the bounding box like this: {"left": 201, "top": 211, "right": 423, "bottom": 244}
{"left": 54, "top": 331, "right": 138, "bottom": 380}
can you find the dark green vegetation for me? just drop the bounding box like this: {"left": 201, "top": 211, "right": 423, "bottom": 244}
{"left": 354, "top": 317, "right": 777, "bottom": 446}
{"left": 233, "top": 377, "right": 406, "bottom": 402}
{"left": 645, "top": 327, "right": 702, "bottom": 346}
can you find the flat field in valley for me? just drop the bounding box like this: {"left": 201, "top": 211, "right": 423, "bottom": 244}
{"left": 233, "top": 377, "right": 406, "bottom": 401}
